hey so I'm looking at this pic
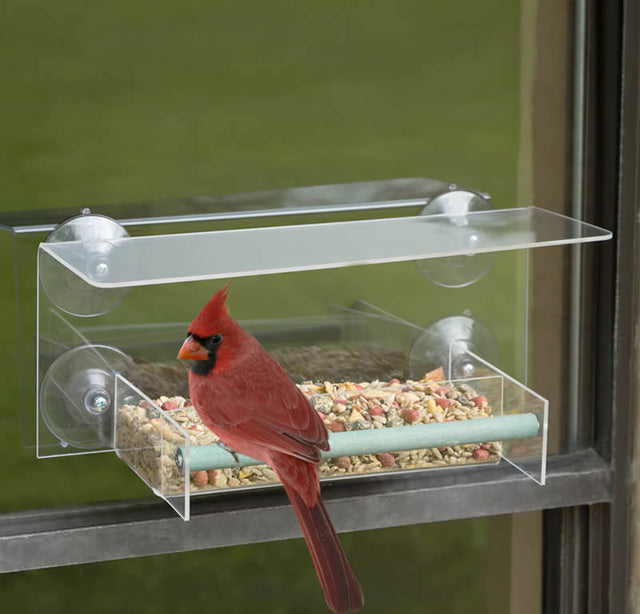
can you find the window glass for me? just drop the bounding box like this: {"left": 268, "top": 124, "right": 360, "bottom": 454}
{"left": 0, "top": 2, "right": 575, "bottom": 613}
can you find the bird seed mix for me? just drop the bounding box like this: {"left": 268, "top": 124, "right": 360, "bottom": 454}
{"left": 116, "top": 366, "right": 502, "bottom": 496}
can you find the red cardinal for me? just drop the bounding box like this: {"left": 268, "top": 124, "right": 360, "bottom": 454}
{"left": 178, "top": 284, "right": 364, "bottom": 614}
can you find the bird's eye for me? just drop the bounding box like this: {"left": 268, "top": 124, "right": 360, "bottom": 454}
{"left": 211, "top": 333, "right": 223, "bottom": 346}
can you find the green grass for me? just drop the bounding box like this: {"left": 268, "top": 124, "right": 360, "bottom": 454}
{"left": 0, "top": 0, "right": 520, "bottom": 208}
{"left": 0, "top": 0, "right": 521, "bottom": 611}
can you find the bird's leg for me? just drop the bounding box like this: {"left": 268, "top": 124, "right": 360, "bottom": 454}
{"left": 217, "top": 441, "right": 240, "bottom": 466}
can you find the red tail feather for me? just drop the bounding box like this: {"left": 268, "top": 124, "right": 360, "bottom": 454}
{"left": 283, "top": 482, "right": 364, "bottom": 614}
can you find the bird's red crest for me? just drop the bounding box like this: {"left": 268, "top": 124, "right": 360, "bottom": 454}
{"left": 189, "top": 283, "right": 231, "bottom": 336}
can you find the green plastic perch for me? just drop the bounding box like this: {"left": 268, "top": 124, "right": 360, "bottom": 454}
{"left": 175, "top": 412, "right": 540, "bottom": 472}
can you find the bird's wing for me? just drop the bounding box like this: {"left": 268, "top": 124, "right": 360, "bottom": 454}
{"left": 206, "top": 350, "right": 329, "bottom": 461}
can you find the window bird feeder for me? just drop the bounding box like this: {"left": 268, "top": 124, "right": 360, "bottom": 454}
{"left": 0, "top": 178, "right": 612, "bottom": 520}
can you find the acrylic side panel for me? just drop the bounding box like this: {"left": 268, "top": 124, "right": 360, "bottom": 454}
{"left": 114, "top": 375, "right": 189, "bottom": 520}
{"left": 450, "top": 343, "right": 548, "bottom": 485}
{"left": 36, "top": 247, "right": 132, "bottom": 457}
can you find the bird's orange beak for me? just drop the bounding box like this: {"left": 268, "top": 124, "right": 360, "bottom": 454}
{"left": 178, "top": 336, "right": 209, "bottom": 360}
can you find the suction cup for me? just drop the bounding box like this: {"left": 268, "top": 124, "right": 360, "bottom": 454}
{"left": 410, "top": 315, "right": 500, "bottom": 379}
{"left": 416, "top": 189, "right": 497, "bottom": 288}
{"left": 39, "top": 344, "right": 133, "bottom": 449}
{"left": 41, "top": 209, "right": 129, "bottom": 317}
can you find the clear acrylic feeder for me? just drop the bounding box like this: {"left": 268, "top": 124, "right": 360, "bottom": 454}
{"left": 0, "top": 178, "right": 610, "bottom": 520}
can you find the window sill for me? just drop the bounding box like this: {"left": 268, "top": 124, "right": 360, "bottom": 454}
{"left": 0, "top": 448, "right": 611, "bottom": 573}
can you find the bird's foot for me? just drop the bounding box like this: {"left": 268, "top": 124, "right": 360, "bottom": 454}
{"left": 217, "top": 441, "right": 240, "bottom": 466}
